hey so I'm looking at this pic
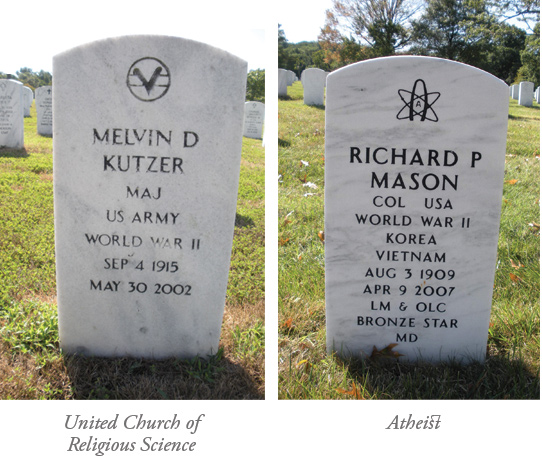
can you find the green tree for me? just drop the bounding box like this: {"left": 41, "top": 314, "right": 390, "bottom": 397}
{"left": 278, "top": 24, "right": 324, "bottom": 77}
{"left": 16, "top": 67, "right": 39, "bottom": 89}
{"left": 516, "top": 21, "right": 540, "bottom": 85}
{"left": 246, "top": 69, "right": 265, "bottom": 102}
{"left": 318, "top": 9, "right": 375, "bottom": 68}
{"left": 411, "top": 0, "right": 493, "bottom": 62}
{"left": 13, "top": 68, "right": 52, "bottom": 90}
{"left": 410, "top": 0, "right": 532, "bottom": 83}
{"left": 483, "top": 22, "right": 527, "bottom": 83}
{"left": 37, "top": 70, "right": 53, "bottom": 86}
{"left": 278, "top": 24, "right": 289, "bottom": 68}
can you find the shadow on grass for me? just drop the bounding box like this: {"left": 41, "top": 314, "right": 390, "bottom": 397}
{"left": 235, "top": 213, "right": 255, "bottom": 228}
{"left": 0, "top": 147, "right": 29, "bottom": 158}
{"left": 63, "top": 351, "right": 264, "bottom": 400}
{"left": 508, "top": 115, "right": 538, "bottom": 121}
{"left": 337, "top": 352, "right": 540, "bottom": 399}
{"left": 307, "top": 104, "right": 326, "bottom": 111}
{"left": 279, "top": 138, "right": 291, "bottom": 147}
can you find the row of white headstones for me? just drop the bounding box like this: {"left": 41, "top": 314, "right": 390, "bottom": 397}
{"left": 278, "top": 68, "right": 330, "bottom": 106}
{"left": 281, "top": 68, "right": 540, "bottom": 109}
{"left": 509, "top": 81, "right": 540, "bottom": 106}
{"left": 0, "top": 78, "right": 261, "bottom": 148}
{"left": 0, "top": 79, "right": 52, "bottom": 149}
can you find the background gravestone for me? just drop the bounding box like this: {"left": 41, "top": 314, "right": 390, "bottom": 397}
{"left": 0, "top": 79, "right": 24, "bottom": 149}
{"left": 278, "top": 68, "right": 289, "bottom": 96}
{"left": 287, "top": 70, "right": 296, "bottom": 86}
{"left": 35, "top": 86, "right": 53, "bottom": 136}
{"left": 243, "top": 101, "right": 265, "bottom": 139}
{"left": 23, "top": 86, "right": 33, "bottom": 117}
{"left": 325, "top": 56, "right": 509, "bottom": 363}
{"left": 518, "top": 81, "right": 534, "bottom": 107}
{"left": 303, "top": 68, "right": 327, "bottom": 106}
{"left": 54, "top": 35, "right": 247, "bottom": 359}
{"left": 511, "top": 84, "right": 519, "bottom": 100}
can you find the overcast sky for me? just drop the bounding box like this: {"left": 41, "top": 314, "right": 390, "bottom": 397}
{"left": 0, "top": 0, "right": 267, "bottom": 74}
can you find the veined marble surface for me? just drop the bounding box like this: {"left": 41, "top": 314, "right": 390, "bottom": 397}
{"left": 325, "top": 56, "right": 509, "bottom": 363}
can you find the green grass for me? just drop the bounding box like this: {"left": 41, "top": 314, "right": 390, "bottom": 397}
{"left": 278, "top": 82, "right": 540, "bottom": 399}
{"left": 0, "top": 103, "right": 265, "bottom": 400}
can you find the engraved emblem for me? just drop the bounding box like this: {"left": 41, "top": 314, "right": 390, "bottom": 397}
{"left": 397, "top": 79, "right": 440, "bottom": 122}
{"left": 126, "top": 57, "right": 171, "bottom": 102}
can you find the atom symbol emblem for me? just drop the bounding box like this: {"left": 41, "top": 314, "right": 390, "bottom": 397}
{"left": 126, "top": 57, "right": 171, "bottom": 102}
{"left": 397, "top": 79, "right": 440, "bottom": 122}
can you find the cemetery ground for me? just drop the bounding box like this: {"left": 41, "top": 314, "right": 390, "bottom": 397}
{"left": 0, "top": 104, "right": 264, "bottom": 399}
{"left": 278, "top": 82, "right": 540, "bottom": 399}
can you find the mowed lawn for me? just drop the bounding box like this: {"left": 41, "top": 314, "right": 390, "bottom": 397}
{"left": 278, "top": 81, "right": 540, "bottom": 400}
{"left": 0, "top": 102, "right": 265, "bottom": 400}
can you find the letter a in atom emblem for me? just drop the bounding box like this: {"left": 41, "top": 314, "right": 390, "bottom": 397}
{"left": 397, "top": 79, "right": 440, "bottom": 122}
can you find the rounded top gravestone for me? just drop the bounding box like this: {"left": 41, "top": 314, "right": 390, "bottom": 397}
{"left": 243, "top": 101, "right": 265, "bottom": 139}
{"left": 302, "top": 68, "right": 327, "bottom": 106}
{"left": 35, "top": 86, "right": 53, "bottom": 136}
{"left": 0, "top": 79, "right": 24, "bottom": 149}
{"left": 325, "top": 56, "right": 509, "bottom": 364}
{"left": 53, "top": 35, "right": 247, "bottom": 359}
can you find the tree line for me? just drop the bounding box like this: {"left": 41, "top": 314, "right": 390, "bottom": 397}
{"left": 0, "top": 68, "right": 52, "bottom": 90}
{"left": 1, "top": 67, "right": 264, "bottom": 102}
{"left": 279, "top": 0, "right": 540, "bottom": 86}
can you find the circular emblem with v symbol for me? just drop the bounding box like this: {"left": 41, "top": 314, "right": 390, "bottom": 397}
{"left": 126, "top": 57, "right": 171, "bottom": 102}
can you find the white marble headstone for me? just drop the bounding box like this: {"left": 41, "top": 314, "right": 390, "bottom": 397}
{"left": 278, "top": 68, "right": 289, "bottom": 96}
{"left": 23, "top": 86, "right": 33, "bottom": 117}
{"left": 0, "top": 79, "right": 24, "bottom": 149}
{"left": 303, "top": 68, "right": 327, "bottom": 106}
{"left": 511, "top": 84, "right": 519, "bottom": 100}
{"left": 53, "top": 35, "right": 247, "bottom": 359}
{"left": 325, "top": 56, "right": 509, "bottom": 363}
{"left": 36, "top": 86, "right": 53, "bottom": 136}
{"left": 243, "top": 101, "right": 265, "bottom": 139}
{"left": 287, "top": 70, "right": 296, "bottom": 86}
{"left": 518, "top": 81, "right": 534, "bottom": 107}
